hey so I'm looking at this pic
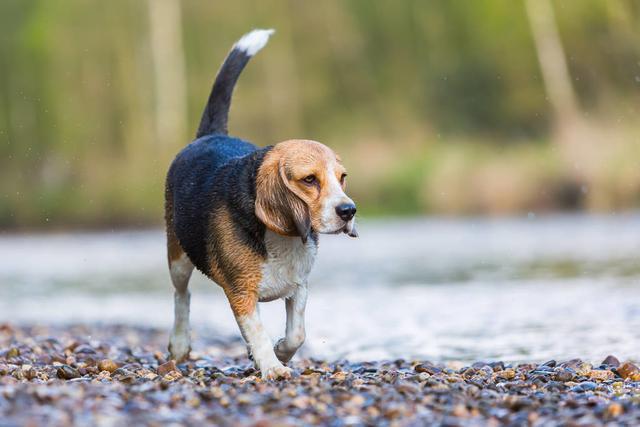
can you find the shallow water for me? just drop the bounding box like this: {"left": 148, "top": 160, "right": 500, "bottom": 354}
{"left": 1, "top": 213, "right": 639, "bottom": 363}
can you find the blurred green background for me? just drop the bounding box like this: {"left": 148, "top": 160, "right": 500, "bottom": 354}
{"left": 1, "top": 0, "right": 640, "bottom": 229}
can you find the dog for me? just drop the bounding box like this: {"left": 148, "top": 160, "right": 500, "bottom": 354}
{"left": 165, "top": 29, "right": 357, "bottom": 379}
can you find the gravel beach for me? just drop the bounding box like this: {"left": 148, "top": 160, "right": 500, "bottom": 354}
{"left": 1, "top": 324, "right": 639, "bottom": 426}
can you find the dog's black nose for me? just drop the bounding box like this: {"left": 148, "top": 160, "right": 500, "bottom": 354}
{"left": 335, "top": 203, "right": 356, "bottom": 221}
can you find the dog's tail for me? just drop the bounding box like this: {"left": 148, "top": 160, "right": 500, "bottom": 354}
{"left": 196, "top": 29, "right": 275, "bottom": 138}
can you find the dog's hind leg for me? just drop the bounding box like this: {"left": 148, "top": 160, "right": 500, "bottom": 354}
{"left": 167, "top": 228, "right": 194, "bottom": 362}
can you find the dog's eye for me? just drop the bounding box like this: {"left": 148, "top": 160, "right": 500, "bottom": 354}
{"left": 340, "top": 173, "right": 347, "bottom": 184}
{"left": 302, "top": 175, "right": 316, "bottom": 184}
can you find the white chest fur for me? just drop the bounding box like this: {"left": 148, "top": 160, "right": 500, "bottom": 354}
{"left": 258, "top": 231, "right": 317, "bottom": 302}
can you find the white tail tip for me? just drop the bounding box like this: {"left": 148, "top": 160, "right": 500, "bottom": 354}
{"left": 234, "top": 29, "right": 275, "bottom": 56}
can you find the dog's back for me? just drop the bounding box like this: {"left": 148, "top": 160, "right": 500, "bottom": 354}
{"left": 165, "top": 135, "right": 258, "bottom": 271}
{"left": 165, "top": 30, "right": 274, "bottom": 274}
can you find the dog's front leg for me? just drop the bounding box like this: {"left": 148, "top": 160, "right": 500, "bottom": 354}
{"left": 232, "top": 295, "right": 292, "bottom": 380}
{"left": 275, "top": 284, "right": 307, "bottom": 363}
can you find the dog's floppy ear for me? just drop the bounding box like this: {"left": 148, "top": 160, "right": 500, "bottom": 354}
{"left": 255, "top": 152, "right": 311, "bottom": 243}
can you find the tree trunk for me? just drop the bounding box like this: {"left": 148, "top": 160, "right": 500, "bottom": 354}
{"left": 148, "top": 0, "right": 187, "bottom": 147}
{"left": 525, "top": 0, "right": 581, "bottom": 138}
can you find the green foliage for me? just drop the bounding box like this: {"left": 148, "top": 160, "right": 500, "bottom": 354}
{"left": 1, "top": 0, "right": 639, "bottom": 228}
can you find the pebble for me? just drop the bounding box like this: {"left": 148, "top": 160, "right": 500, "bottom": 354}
{"left": 496, "top": 368, "right": 516, "bottom": 380}
{"left": 576, "top": 363, "right": 593, "bottom": 377}
{"left": 162, "top": 370, "right": 182, "bottom": 382}
{"left": 607, "top": 402, "right": 624, "bottom": 418}
{"left": 602, "top": 355, "right": 620, "bottom": 368}
{"left": 571, "top": 381, "right": 597, "bottom": 392}
{"left": 553, "top": 367, "right": 575, "bottom": 382}
{"left": 616, "top": 361, "right": 640, "bottom": 380}
{"left": 157, "top": 360, "right": 179, "bottom": 377}
{"left": 414, "top": 363, "right": 441, "bottom": 375}
{"left": 97, "top": 359, "right": 118, "bottom": 373}
{"left": 6, "top": 347, "right": 19, "bottom": 358}
{"left": 589, "top": 369, "right": 615, "bottom": 381}
{"left": 56, "top": 365, "right": 81, "bottom": 380}
{"left": 1, "top": 324, "right": 639, "bottom": 426}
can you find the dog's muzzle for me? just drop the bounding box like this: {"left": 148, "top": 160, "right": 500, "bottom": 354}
{"left": 336, "top": 202, "right": 358, "bottom": 238}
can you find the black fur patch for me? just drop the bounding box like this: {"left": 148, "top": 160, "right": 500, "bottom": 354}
{"left": 196, "top": 48, "right": 251, "bottom": 137}
{"left": 166, "top": 134, "right": 272, "bottom": 276}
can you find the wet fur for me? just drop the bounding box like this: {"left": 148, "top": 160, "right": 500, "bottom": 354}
{"left": 165, "top": 29, "right": 354, "bottom": 379}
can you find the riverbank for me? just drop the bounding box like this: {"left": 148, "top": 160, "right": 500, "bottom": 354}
{"left": 1, "top": 324, "right": 639, "bottom": 426}
{"left": 2, "top": 217, "right": 640, "bottom": 364}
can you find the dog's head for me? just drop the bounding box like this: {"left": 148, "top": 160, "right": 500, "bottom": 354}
{"left": 255, "top": 139, "right": 357, "bottom": 242}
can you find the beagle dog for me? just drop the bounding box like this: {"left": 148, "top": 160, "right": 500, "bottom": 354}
{"left": 165, "top": 29, "right": 357, "bottom": 379}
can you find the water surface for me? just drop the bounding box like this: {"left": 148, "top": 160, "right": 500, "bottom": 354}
{"left": 1, "top": 213, "right": 639, "bottom": 362}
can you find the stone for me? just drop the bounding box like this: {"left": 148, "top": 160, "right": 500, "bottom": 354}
{"left": 97, "top": 359, "right": 118, "bottom": 373}
{"left": 56, "top": 365, "right": 81, "bottom": 380}
{"left": 4, "top": 324, "right": 640, "bottom": 426}
{"left": 606, "top": 402, "right": 624, "bottom": 418}
{"left": 601, "top": 355, "right": 620, "bottom": 368}
{"left": 73, "top": 344, "right": 97, "bottom": 354}
{"left": 414, "top": 363, "right": 441, "bottom": 375}
{"left": 616, "top": 362, "right": 640, "bottom": 380}
{"left": 541, "top": 360, "right": 557, "bottom": 368}
{"left": 157, "top": 360, "right": 179, "bottom": 377}
{"left": 576, "top": 363, "right": 592, "bottom": 377}
{"left": 162, "top": 370, "right": 182, "bottom": 382}
{"left": 21, "top": 364, "right": 35, "bottom": 380}
{"left": 589, "top": 369, "right": 615, "bottom": 381}
{"left": 330, "top": 371, "right": 348, "bottom": 382}
{"left": 451, "top": 404, "right": 469, "bottom": 417}
{"left": 553, "top": 368, "right": 575, "bottom": 382}
{"left": 496, "top": 368, "right": 516, "bottom": 380}
{"left": 579, "top": 381, "right": 597, "bottom": 392}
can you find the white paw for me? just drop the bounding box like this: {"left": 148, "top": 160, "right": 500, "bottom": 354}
{"left": 261, "top": 363, "right": 293, "bottom": 380}
{"left": 168, "top": 333, "right": 191, "bottom": 362}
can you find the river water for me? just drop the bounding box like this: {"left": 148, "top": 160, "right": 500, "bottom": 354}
{"left": 1, "top": 213, "right": 639, "bottom": 363}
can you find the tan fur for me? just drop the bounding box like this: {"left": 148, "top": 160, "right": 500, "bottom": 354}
{"left": 207, "top": 207, "right": 263, "bottom": 317}
{"left": 255, "top": 147, "right": 309, "bottom": 237}
{"left": 166, "top": 198, "right": 264, "bottom": 317}
{"left": 167, "top": 230, "right": 184, "bottom": 264}
{"left": 165, "top": 190, "right": 186, "bottom": 263}
{"left": 255, "top": 139, "right": 347, "bottom": 237}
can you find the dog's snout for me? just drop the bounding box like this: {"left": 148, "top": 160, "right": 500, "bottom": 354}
{"left": 335, "top": 203, "right": 356, "bottom": 221}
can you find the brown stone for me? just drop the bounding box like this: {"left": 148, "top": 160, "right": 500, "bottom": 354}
{"left": 589, "top": 369, "right": 614, "bottom": 381}
{"left": 601, "top": 355, "right": 620, "bottom": 367}
{"left": 56, "top": 365, "right": 80, "bottom": 380}
{"left": 606, "top": 402, "right": 624, "bottom": 417}
{"left": 157, "top": 360, "right": 179, "bottom": 376}
{"left": 576, "top": 363, "right": 592, "bottom": 377}
{"left": 451, "top": 404, "right": 470, "bottom": 418}
{"left": 414, "top": 363, "right": 440, "bottom": 375}
{"left": 162, "top": 370, "right": 182, "bottom": 382}
{"left": 616, "top": 361, "right": 640, "bottom": 380}
{"left": 330, "top": 371, "right": 347, "bottom": 382}
{"left": 496, "top": 368, "right": 516, "bottom": 380}
{"left": 97, "top": 359, "right": 118, "bottom": 373}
